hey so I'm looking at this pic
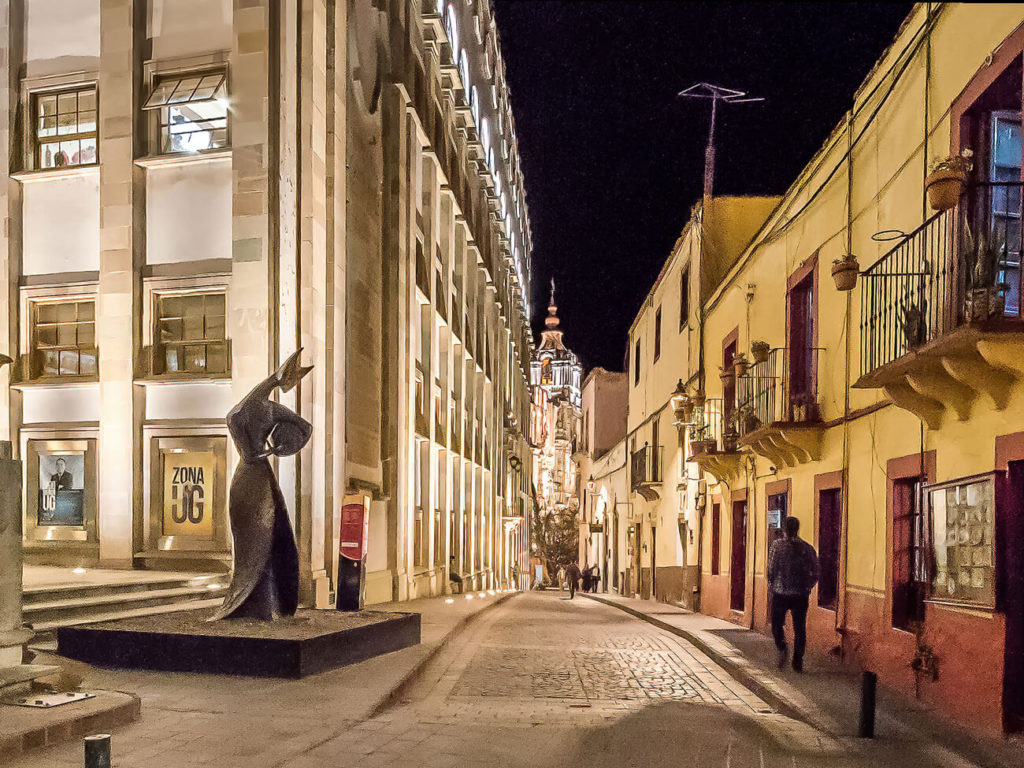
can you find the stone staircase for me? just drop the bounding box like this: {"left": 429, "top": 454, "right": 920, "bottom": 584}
{"left": 24, "top": 573, "right": 228, "bottom": 635}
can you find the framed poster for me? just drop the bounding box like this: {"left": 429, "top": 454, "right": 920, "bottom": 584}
{"left": 38, "top": 452, "right": 85, "bottom": 526}
{"left": 147, "top": 434, "right": 228, "bottom": 554}
{"left": 161, "top": 450, "right": 215, "bottom": 538}
{"left": 25, "top": 438, "right": 97, "bottom": 543}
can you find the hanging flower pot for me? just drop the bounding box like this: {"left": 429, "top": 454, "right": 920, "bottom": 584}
{"left": 750, "top": 340, "right": 771, "bottom": 364}
{"left": 831, "top": 255, "right": 859, "bottom": 292}
{"left": 732, "top": 353, "right": 749, "bottom": 377}
{"left": 691, "top": 390, "right": 706, "bottom": 410}
{"left": 926, "top": 153, "right": 971, "bottom": 212}
{"left": 719, "top": 366, "right": 735, "bottom": 388}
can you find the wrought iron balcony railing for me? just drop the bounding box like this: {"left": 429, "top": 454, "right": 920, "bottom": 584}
{"left": 630, "top": 444, "right": 663, "bottom": 490}
{"left": 688, "top": 398, "right": 724, "bottom": 452}
{"left": 860, "top": 182, "right": 1023, "bottom": 376}
{"left": 736, "top": 347, "right": 821, "bottom": 435}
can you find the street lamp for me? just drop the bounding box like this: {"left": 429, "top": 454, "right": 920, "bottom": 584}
{"left": 587, "top": 476, "right": 595, "bottom": 492}
{"left": 670, "top": 379, "right": 692, "bottom": 425}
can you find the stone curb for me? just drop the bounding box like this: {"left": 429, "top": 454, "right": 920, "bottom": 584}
{"left": 581, "top": 593, "right": 831, "bottom": 732}
{"left": 365, "top": 591, "right": 518, "bottom": 719}
{"left": 0, "top": 689, "right": 141, "bottom": 759}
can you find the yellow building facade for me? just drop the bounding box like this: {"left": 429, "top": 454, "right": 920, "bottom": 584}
{"left": 626, "top": 3, "right": 1024, "bottom": 735}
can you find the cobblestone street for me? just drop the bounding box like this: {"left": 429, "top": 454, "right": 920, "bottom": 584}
{"left": 279, "top": 592, "right": 855, "bottom": 768}
{"left": 6, "top": 591, "right": 983, "bottom": 768}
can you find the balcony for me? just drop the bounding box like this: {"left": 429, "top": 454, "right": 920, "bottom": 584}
{"left": 855, "top": 182, "right": 1024, "bottom": 429}
{"left": 630, "top": 444, "right": 663, "bottom": 501}
{"left": 687, "top": 398, "right": 743, "bottom": 483}
{"left": 736, "top": 348, "right": 824, "bottom": 468}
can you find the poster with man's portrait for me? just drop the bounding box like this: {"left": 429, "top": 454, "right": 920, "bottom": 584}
{"left": 37, "top": 452, "right": 86, "bottom": 526}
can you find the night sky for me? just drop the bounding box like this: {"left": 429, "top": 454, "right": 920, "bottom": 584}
{"left": 493, "top": 2, "right": 914, "bottom": 372}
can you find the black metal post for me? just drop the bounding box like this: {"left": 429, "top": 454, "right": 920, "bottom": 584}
{"left": 858, "top": 671, "right": 877, "bottom": 738}
{"left": 84, "top": 734, "right": 111, "bottom": 768}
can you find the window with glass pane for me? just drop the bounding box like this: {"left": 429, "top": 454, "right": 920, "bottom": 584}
{"left": 928, "top": 475, "right": 995, "bottom": 608}
{"left": 34, "top": 86, "right": 97, "bottom": 169}
{"left": 144, "top": 72, "right": 227, "bottom": 154}
{"left": 32, "top": 300, "right": 96, "bottom": 378}
{"left": 155, "top": 292, "right": 227, "bottom": 375}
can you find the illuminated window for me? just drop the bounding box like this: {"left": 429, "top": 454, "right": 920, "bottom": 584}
{"left": 30, "top": 299, "right": 96, "bottom": 379}
{"left": 459, "top": 50, "right": 470, "bottom": 91}
{"left": 445, "top": 3, "right": 459, "bottom": 56}
{"left": 541, "top": 357, "right": 552, "bottom": 385}
{"left": 154, "top": 292, "right": 228, "bottom": 375}
{"left": 33, "top": 86, "right": 97, "bottom": 169}
{"left": 471, "top": 85, "right": 480, "bottom": 126}
{"left": 144, "top": 71, "right": 228, "bottom": 155}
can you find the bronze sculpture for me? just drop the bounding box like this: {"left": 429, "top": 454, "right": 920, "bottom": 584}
{"left": 210, "top": 350, "right": 313, "bottom": 622}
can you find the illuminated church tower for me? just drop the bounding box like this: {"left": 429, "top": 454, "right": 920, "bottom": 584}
{"left": 530, "top": 280, "right": 582, "bottom": 408}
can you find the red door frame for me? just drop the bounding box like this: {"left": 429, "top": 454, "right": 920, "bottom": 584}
{"left": 730, "top": 489, "right": 748, "bottom": 613}
{"left": 786, "top": 253, "right": 818, "bottom": 419}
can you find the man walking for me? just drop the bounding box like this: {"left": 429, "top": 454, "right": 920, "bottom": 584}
{"left": 565, "top": 561, "right": 581, "bottom": 599}
{"left": 767, "top": 516, "right": 818, "bottom": 672}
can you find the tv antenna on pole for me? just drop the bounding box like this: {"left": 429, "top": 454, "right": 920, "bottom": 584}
{"left": 677, "top": 83, "right": 764, "bottom": 202}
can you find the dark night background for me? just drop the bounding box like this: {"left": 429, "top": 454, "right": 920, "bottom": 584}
{"left": 493, "top": 1, "right": 914, "bottom": 372}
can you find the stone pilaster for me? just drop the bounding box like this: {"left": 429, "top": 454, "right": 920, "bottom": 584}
{"left": 96, "top": 0, "right": 141, "bottom": 565}
{"left": 229, "top": 0, "right": 276, "bottom": 411}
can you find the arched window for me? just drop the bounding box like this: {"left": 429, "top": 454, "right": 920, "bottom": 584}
{"left": 471, "top": 86, "right": 480, "bottom": 126}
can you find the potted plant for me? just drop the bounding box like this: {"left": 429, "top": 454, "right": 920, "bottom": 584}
{"left": 900, "top": 300, "right": 927, "bottom": 350}
{"left": 963, "top": 224, "right": 1009, "bottom": 322}
{"left": 790, "top": 392, "right": 820, "bottom": 423}
{"left": 750, "top": 340, "right": 771, "bottom": 364}
{"left": 831, "top": 254, "right": 860, "bottom": 292}
{"left": 732, "top": 353, "right": 750, "bottom": 377}
{"left": 926, "top": 151, "right": 972, "bottom": 212}
{"left": 737, "top": 405, "right": 761, "bottom": 434}
{"left": 722, "top": 425, "right": 739, "bottom": 453}
{"left": 719, "top": 365, "right": 735, "bottom": 388}
{"left": 691, "top": 389, "right": 706, "bottom": 409}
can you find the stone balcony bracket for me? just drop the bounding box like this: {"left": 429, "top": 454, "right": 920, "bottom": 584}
{"left": 738, "top": 422, "right": 824, "bottom": 469}
{"left": 633, "top": 484, "right": 660, "bottom": 502}
{"left": 690, "top": 449, "right": 744, "bottom": 484}
{"left": 854, "top": 327, "right": 1024, "bottom": 430}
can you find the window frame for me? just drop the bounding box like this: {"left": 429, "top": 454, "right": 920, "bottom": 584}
{"left": 653, "top": 306, "right": 662, "bottom": 362}
{"left": 28, "top": 297, "right": 98, "bottom": 382}
{"left": 679, "top": 265, "right": 690, "bottom": 330}
{"left": 23, "top": 77, "right": 99, "bottom": 173}
{"left": 633, "top": 339, "right": 641, "bottom": 386}
{"left": 142, "top": 275, "right": 231, "bottom": 381}
{"left": 142, "top": 56, "right": 230, "bottom": 161}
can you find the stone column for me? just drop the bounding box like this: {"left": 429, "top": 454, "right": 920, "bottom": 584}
{"left": 96, "top": 0, "right": 142, "bottom": 566}
{"left": 0, "top": 443, "right": 28, "bottom": 667}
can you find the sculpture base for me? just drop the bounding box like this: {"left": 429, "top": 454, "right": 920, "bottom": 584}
{"left": 56, "top": 608, "right": 421, "bottom": 678}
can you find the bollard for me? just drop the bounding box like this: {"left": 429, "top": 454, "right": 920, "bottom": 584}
{"left": 858, "top": 671, "right": 877, "bottom": 738}
{"left": 84, "top": 734, "right": 111, "bottom": 768}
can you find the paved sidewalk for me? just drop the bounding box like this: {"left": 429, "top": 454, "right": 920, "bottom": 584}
{"left": 7, "top": 589, "right": 516, "bottom": 767}
{"left": 586, "top": 592, "right": 1024, "bottom": 768}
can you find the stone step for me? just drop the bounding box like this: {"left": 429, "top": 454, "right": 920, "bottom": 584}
{"left": 0, "top": 664, "right": 60, "bottom": 689}
{"left": 23, "top": 573, "right": 224, "bottom": 604}
{"left": 33, "top": 597, "right": 225, "bottom": 634}
{"left": 25, "top": 584, "right": 228, "bottom": 630}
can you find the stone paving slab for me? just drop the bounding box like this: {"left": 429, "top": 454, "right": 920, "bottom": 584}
{"left": 5, "top": 590, "right": 515, "bottom": 766}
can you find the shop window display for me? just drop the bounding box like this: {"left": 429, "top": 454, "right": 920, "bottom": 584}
{"left": 928, "top": 474, "right": 996, "bottom": 608}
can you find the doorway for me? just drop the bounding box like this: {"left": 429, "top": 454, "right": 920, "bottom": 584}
{"left": 1004, "top": 461, "right": 1024, "bottom": 730}
{"left": 651, "top": 526, "right": 657, "bottom": 600}
{"left": 730, "top": 499, "right": 747, "bottom": 612}
{"left": 817, "top": 488, "right": 842, "bottom": 609}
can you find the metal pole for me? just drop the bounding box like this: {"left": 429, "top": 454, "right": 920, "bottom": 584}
{"left": 84, "top": 734, "right": 111, "bottom": 768}
{"left": 858, "top": 671, "right": 877, "bottom": 738}
{"left": 703, "top": 95, "right": 718, "bottom": 201}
